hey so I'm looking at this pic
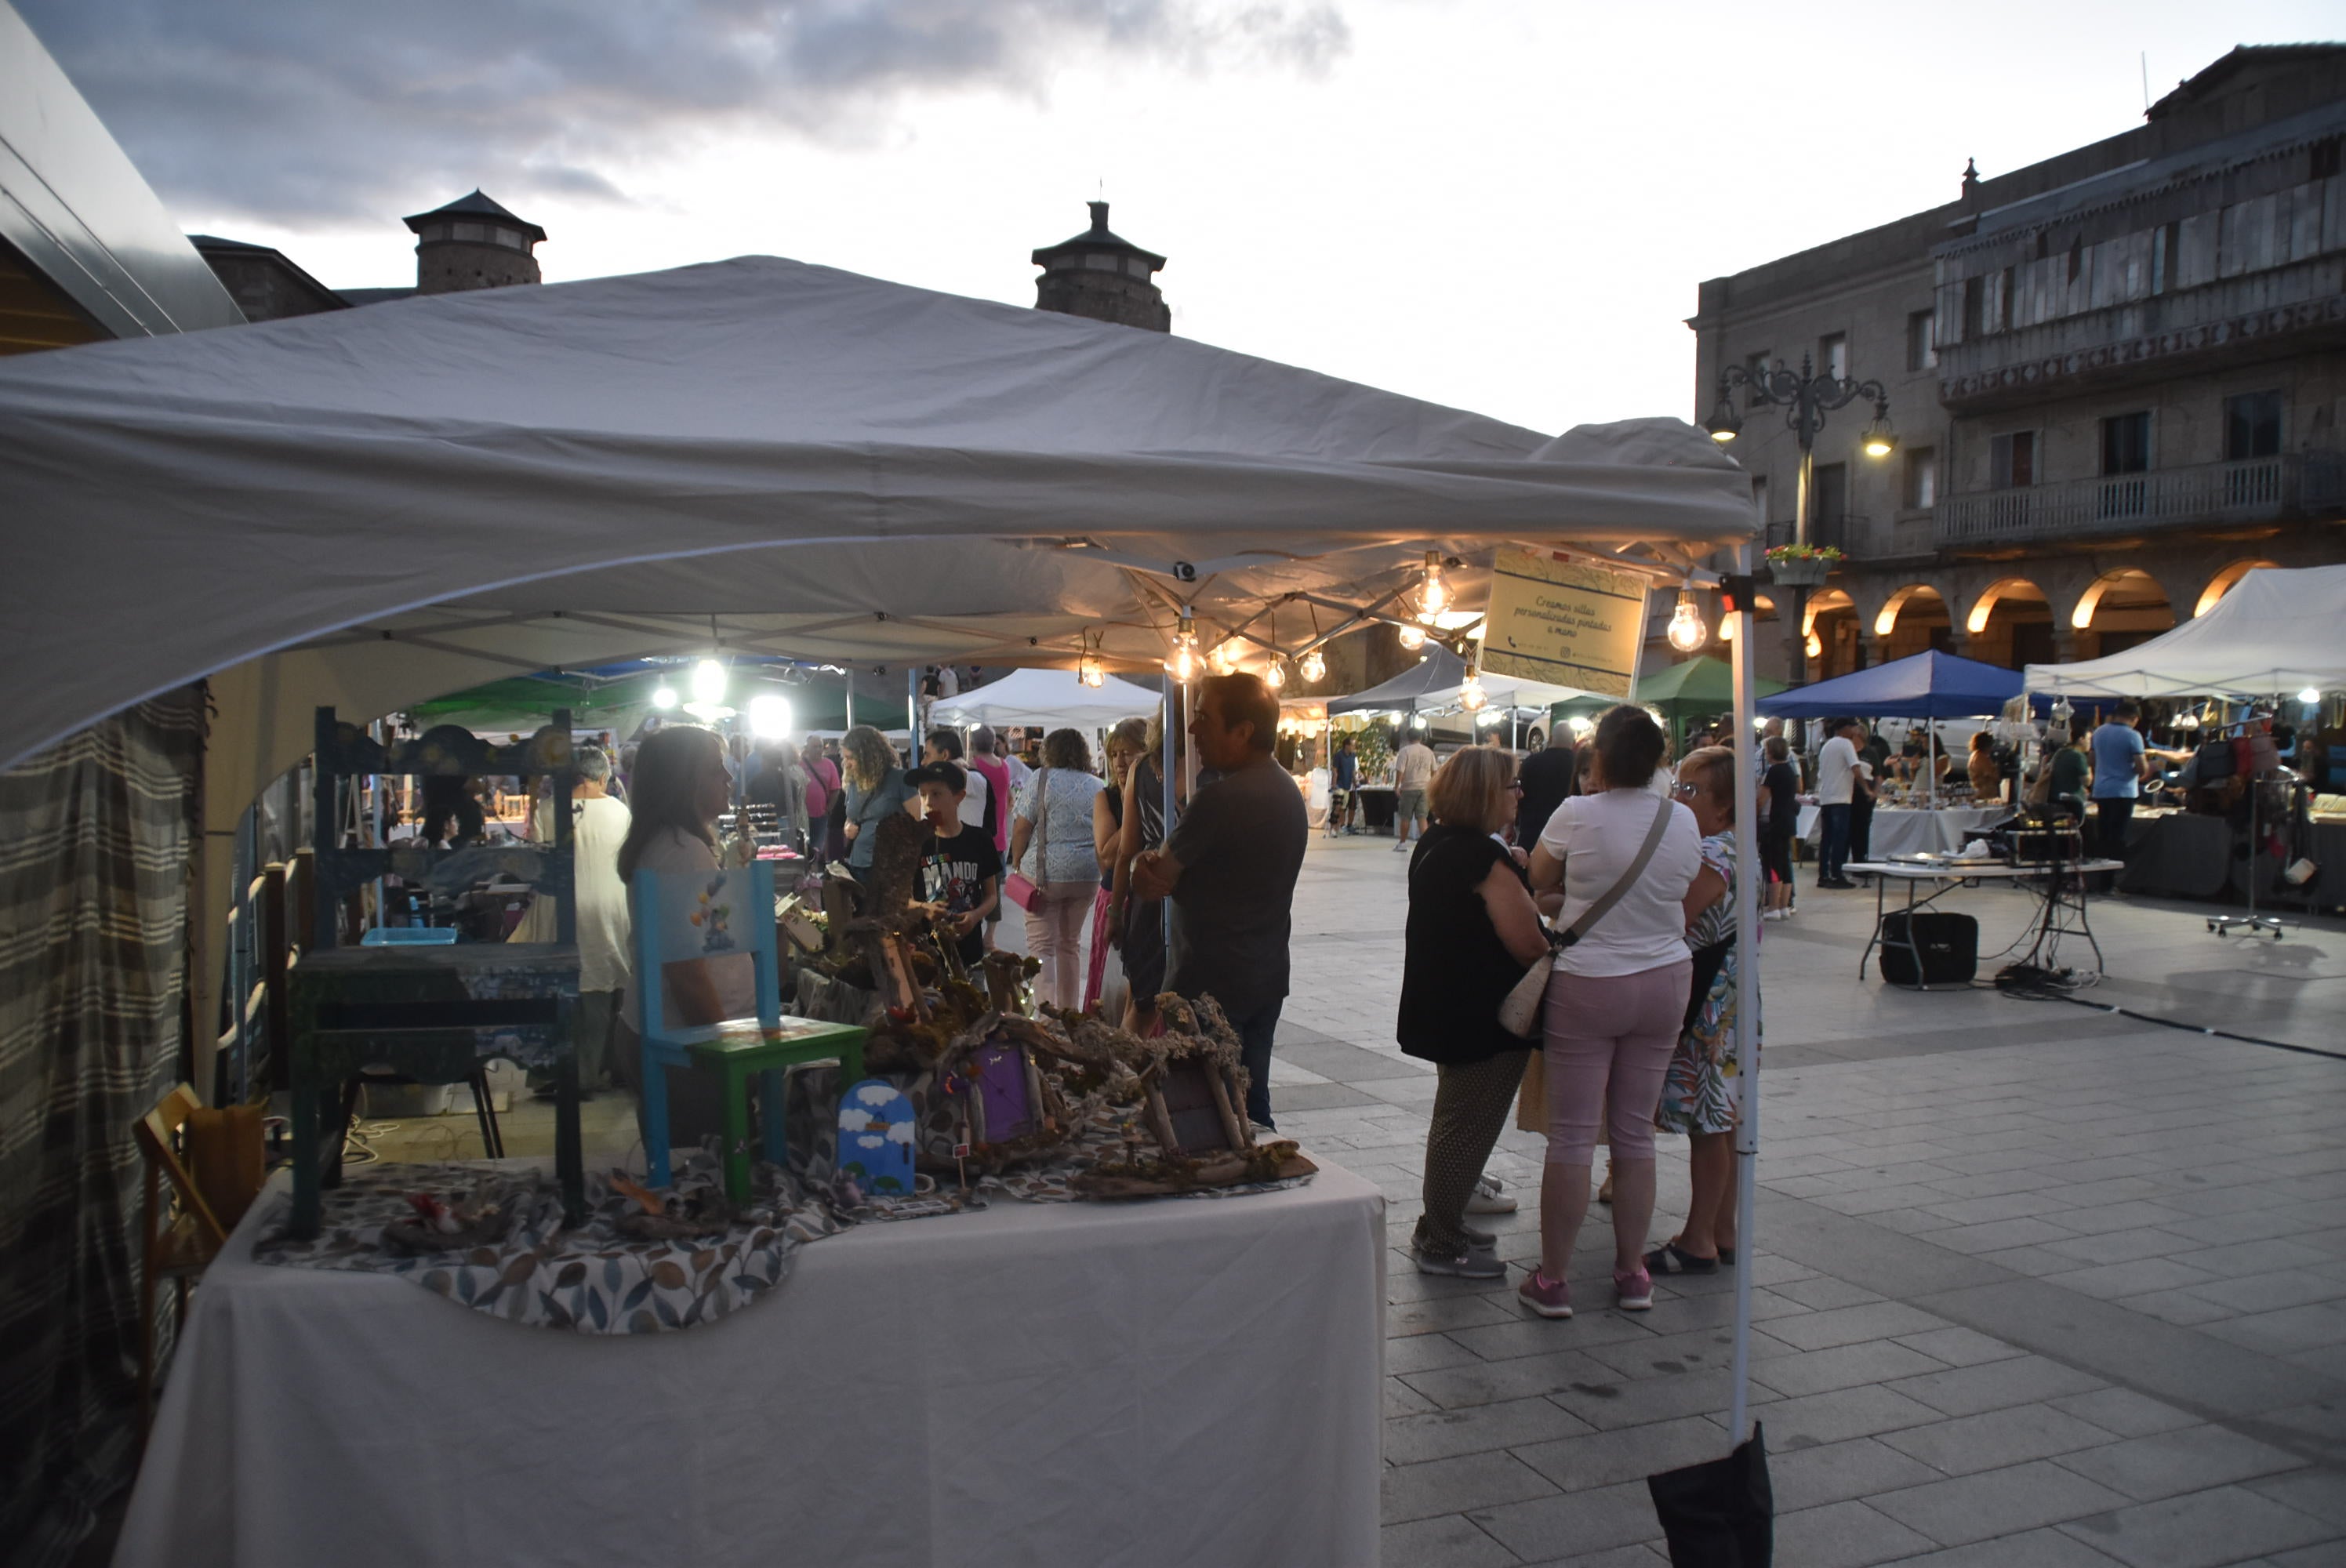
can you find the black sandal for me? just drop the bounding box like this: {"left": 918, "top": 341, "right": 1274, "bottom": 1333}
{"left": 1644, "top": 1241, "right": 1720, "bottom": 1276}
{"left": 1718, "top": 1247, "right": 1737, "bottom": 1265}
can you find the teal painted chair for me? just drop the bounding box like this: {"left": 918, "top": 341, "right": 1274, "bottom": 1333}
{"left": 631, "top": 862, "right": 866, "bottom": 1201}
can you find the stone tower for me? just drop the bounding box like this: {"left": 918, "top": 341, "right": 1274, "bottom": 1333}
{"left": 1031, "top": 201, "right": 1170, "bottom": 332}
{"left": 402, "top": 191, "right": 546, "bottom": 296}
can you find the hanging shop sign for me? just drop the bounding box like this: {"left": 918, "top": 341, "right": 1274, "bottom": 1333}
{"left": 1481, "top": 549, "right": 1643, "bottom": 698}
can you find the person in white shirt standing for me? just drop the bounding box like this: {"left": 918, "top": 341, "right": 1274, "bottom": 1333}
{"left": 923, "top": 728, "right": 988, "bottom": 833}
{"left": 1814, "top": 717, "right": 1865, "bottom": 889}
{"left": 1393, "top": 731, "right": 1439, "bottom": 852}
{"left": 516, "top": 745, "right": 630, "bottom": 1094}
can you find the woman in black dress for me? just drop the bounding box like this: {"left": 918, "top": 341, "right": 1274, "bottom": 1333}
{"left": 1399, "top": 747, "right": 1554, "bottom": 1276}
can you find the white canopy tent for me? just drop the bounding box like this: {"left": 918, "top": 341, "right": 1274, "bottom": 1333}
{"left": 928, "top": 669, "right": 1164, "bottom": 732}
{"left": 2025, "top": 564, "right": 2346, "bottom": 699}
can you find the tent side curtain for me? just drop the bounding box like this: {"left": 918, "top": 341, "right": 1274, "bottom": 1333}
{"left": 2025, "top": 564, "right": 2346, "bottom": 699}
{"left": 0, "top": 687, "right": 203, "bottom": 1564}
{"left": 1757, "top": 650, "right": 2025, "bottom": 720}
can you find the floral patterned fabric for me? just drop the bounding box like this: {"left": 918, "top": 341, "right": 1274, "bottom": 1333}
{"left": 255, "top": 1152, "right": 844, "bottom": 1334}
{"left": 1656, "top": 829, "right": 1758, "bottom": 1138}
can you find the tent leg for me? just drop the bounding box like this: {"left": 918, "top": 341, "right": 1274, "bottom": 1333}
{"left": 1728, "top": 546, "right": 1762, "bottom": 1444}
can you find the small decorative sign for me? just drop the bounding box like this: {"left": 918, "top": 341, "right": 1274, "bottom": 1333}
{"left": 836, "top": 1080, "right": 917, "bottom": 1196}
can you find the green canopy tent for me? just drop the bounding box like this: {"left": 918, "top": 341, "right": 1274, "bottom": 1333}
{"left": 405, "top": 665, "right": 909, "bottom": 738}
{"left": 1550, "top": 655, "right": 1785, "bottom": 751}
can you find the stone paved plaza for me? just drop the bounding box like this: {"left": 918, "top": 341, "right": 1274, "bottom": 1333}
{"left": 1280, "top": 833, "right": 2346, "bottom": 1567}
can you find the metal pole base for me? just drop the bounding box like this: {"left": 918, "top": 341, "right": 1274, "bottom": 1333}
{"left": 2208, "top": 913, "right": 2286, "bottom": 939}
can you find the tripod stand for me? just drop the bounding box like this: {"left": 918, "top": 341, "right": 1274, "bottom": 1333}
{"left": 2210, "top": 751, "right": 2286, "bottom": 940}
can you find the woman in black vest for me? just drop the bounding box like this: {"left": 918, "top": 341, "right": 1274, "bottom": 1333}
{"left": 1398, "top": 747, "right": 1553, "bottom": 1277}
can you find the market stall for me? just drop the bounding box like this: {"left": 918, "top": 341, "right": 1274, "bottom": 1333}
{"left": 2028, "top": 565, "right": 2346, "bottom": 916}
{"left": 0, "top": 254, "right": 1766, "bottom": 1563}
{"left": 928, "top": 667, "right": 1164, "bottom": 732}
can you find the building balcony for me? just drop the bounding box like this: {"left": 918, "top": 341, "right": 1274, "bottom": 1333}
{"left": 1936, "top": 258, "right": 2346, "bottom": 410}
{"left": 1935, "top": 452, "right": 2345, "bottom": 550}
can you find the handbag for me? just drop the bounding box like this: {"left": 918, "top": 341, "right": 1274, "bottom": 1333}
{"left": 1498, "top": 796, "right": 1676, "bottom": 1040}
{"left": 1004, "top": 768, "right": 1048, "bottom": 913}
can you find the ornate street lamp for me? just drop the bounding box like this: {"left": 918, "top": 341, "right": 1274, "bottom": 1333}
{"left": 1704, "top": 351, "right": 1897, "bottom": 674}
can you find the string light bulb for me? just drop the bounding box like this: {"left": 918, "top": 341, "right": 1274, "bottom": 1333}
{"left": 1417, "top": 551, "right": 1450, "bottom": 622}
{"left": 652, "top": 684, "right": 679, "bottom": 710}
{"left": 1666, "top": 591, "right": 1709, "bottom": 654}
{"left": 1299, "top": 648, "right": 1327, "bottom": 684}
{"left": 1459, "top": 666, "right": 1488, "bottom": 712}
{"left": 1166, "top": 610, "right": 1202, "bottom": 683}
{"left": 1078, "top": 645, "right": 1105, "bottom": 688}
{"left": 1397, "top": 623, "right": 1426, "bottom": 652}
{"left": 1266, "top": 658, "right": 1287, "bottom": 691}
{"left": 691, "top": 658, "right": 728, "bottom": 705}
{"left": 2299, "top": 687, "right": 2322, "bottom": 706}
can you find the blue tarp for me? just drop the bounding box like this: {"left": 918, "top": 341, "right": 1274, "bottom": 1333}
{"left": 1756, "top": 649, "right": 2025, "bottom": 720}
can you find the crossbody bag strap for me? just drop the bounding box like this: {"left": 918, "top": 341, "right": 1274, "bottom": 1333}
{"left": 1031, "top": 767, "right": 1050, "bottom": 873}
{"left": 1559, "top": 796, "right": 1675, "bottom": 946}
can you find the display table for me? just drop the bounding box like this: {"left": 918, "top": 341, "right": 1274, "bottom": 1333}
{"left": 1801, "top": 804, "right": 2006, "bottom": 859}
{"left": 1354, "top": 784, "right": 1396, "bottom": 833}
{"left": 2122, "top": 811, "right": 2346, "bottom": 911}
{"left": 117, "top": 1161, "right": 1386, "bottom": 1568}
{"left": 1846, "top": 858, "right": 2123, "bottom": 990}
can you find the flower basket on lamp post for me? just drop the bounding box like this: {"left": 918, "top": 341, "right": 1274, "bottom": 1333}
{"left": 1765, "top": 546, "right": 1841, "bottom": 588}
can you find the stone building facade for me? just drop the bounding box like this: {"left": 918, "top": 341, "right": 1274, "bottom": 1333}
{"left": 1687, "top": 45, "right": 2346, "bottom": 685}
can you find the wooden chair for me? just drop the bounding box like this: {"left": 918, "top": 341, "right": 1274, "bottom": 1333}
{"left": 631, "top": 862, "right": 866, "bottom": 1201}
{"left": 134, "top": 1086, "right": 231, "bottom": 1439}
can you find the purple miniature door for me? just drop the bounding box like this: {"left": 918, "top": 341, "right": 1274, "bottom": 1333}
{"left": 968, "top": 1040, "right": 1037, "bottom": 1145}
{"left": 837, "top": 1080, "right": 916, "bottom": 1196}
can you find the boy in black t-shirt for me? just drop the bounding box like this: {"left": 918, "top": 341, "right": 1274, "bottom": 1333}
{"left": 906, "top": 761, "right": 1000, "bottom": 965}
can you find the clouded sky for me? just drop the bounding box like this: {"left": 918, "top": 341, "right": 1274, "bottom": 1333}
{"left": 22, "top": 0, "right": 2342, "bottom": 433}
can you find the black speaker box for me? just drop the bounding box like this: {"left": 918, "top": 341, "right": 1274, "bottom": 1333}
{"left": 1879, "top": 911, "right": 1979, "bottom": 985}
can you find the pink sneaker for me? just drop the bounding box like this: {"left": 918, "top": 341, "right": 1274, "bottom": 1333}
{"left": 1518, "top": 1269, "right": 1573, "bottom": 1319}
{"left": 1614, "top": 1267, "right": 1654, "bottom": 1311}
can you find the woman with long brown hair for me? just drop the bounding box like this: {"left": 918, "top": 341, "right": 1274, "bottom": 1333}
{"left": 613, "top": 724, "right": 740, "bottom": 1151}
{"left": 840, "top": 724, "right": 912, "bottom": 873}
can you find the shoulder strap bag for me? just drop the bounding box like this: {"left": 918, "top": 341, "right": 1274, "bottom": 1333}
{"left": 1498, "top": 796, "right": 1676, "bottom": 1040}
{"left": 1004, "top": 768, "right": 1049, "bottom": 913}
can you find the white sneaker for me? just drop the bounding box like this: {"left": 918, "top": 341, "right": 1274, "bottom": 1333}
{"left": 1465, "top": 1174, "right": 1517, "bottom": 1214}
{"left": 1392, "top": 839, "right": 1409, "bottom": 853}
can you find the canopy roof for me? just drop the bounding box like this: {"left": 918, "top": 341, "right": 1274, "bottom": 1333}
{"left": 1636, "top": 655, "right": 1787, "bottom": 713}
{"left": 929, "top": 668, "right": 1164, "bottom": 731}
{"left": 2024, "top": 565, "right": 2346, "bottom": 699}
{"left": 1326, "top": 645, "right": 1591, "bottom": 717}
{"left": 0, "top": 254, "right": 1754, "bottom": 775}
{"left": 1758, "top": 650, "right": 2023, "bottom": 719}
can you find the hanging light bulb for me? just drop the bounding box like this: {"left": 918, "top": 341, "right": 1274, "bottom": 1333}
{"left": 1666, "top": 591, "right": 1709, "bottom": 654}
{"left": 651, "top": 684, "right": 680, "bottom": 710}
{"left": 2298, "top": 687, "right": 2322, "bottom": 706}
{"left": 1078, "top": 646, "right": 1105, "bottom": 688}
{"left": 1804, "top": 630, "right": 1823, "bottom": 660}
{"left": 1299, "top": 648, "right": 1327, "bottom": 683}
{"left": 1397, "top": 622, "right": 1427, "bottom": 652}
{"left": 1210, "top": 640, "right": 1240, "bottom": 676}
{"left": 1266, "top": 658, "right": 1287, "bottom": 691}
{"left": 691, "top": 658, "right": 728, "bottom": 706}
{"left": 1418, "top": 551, "right": 1450, "bottom": 622}
{"left": 1166, "top": 610, "right": 1202, "bottom": 683}
{"left": 1459, "top": 666, "right": 1488, "bottom": 712}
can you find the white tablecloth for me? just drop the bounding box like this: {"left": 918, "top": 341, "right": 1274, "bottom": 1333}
{"left": 118, "top": 1162, "right": 1386, "bottom": 1568}
{"left": 1799, "top": 804, "right": 2007, "bottom": 858}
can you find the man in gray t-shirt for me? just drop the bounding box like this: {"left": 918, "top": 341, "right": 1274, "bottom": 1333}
{"left": 1131, "top": 673, "right": 1307, "bottom": 1129}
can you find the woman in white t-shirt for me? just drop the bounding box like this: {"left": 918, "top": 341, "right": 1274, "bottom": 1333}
{"left": 612, "top": 724, "right": 748, "bottom": 1152}
{"left": 1519, "top": 705, "right": 1701, "bottom": 1320}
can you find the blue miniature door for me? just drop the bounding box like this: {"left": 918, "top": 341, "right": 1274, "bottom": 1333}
{"left": 837, "top": 1079, "right": 917, "bottom": 1197}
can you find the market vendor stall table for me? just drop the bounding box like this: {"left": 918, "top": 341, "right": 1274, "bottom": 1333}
{"left": 1847, "top": 858, "right": 2124, "bottom": 991}
{"left": 117, "top": 1160, "right": 1385, "bottom": 1568}
{"left": 1354, "top": 784, "right": 1396, "bottom": 833}
{"left": 1801, "top": 804, "right": 2007, "bottom": 861}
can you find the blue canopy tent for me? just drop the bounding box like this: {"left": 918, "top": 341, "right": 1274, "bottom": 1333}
{"left": 1756, "top": 649, "right": 2023, "bottom": 719}
{"left": 1760, "top": 650, "right": 2029, "bottom": 811}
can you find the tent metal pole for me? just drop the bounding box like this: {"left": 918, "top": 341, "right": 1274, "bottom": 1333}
{"left": 844, "top": 673, "right": 855, "bottom": 731}
{"left": 1162, "top": 687, "right": 1178, "bottom": 975}
{"left": 1728, "top": 543, "right": 1762, "bottom": 1444}
{"left": 906, "top": 669, "right": 919, "bottom": 746}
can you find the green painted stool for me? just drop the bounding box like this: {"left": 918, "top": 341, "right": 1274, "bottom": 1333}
{"left": 679, "top": 1017, "right": 870, "bottom": 1204}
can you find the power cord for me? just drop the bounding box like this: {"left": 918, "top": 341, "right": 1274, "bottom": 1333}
{"left": 1996, "top": 964, "right": 2346, "bottom": 1062}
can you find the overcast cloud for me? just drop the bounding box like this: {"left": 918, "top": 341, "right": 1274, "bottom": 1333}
{"left": 17, "top": 0, "right": 1349, "bottom": 225}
